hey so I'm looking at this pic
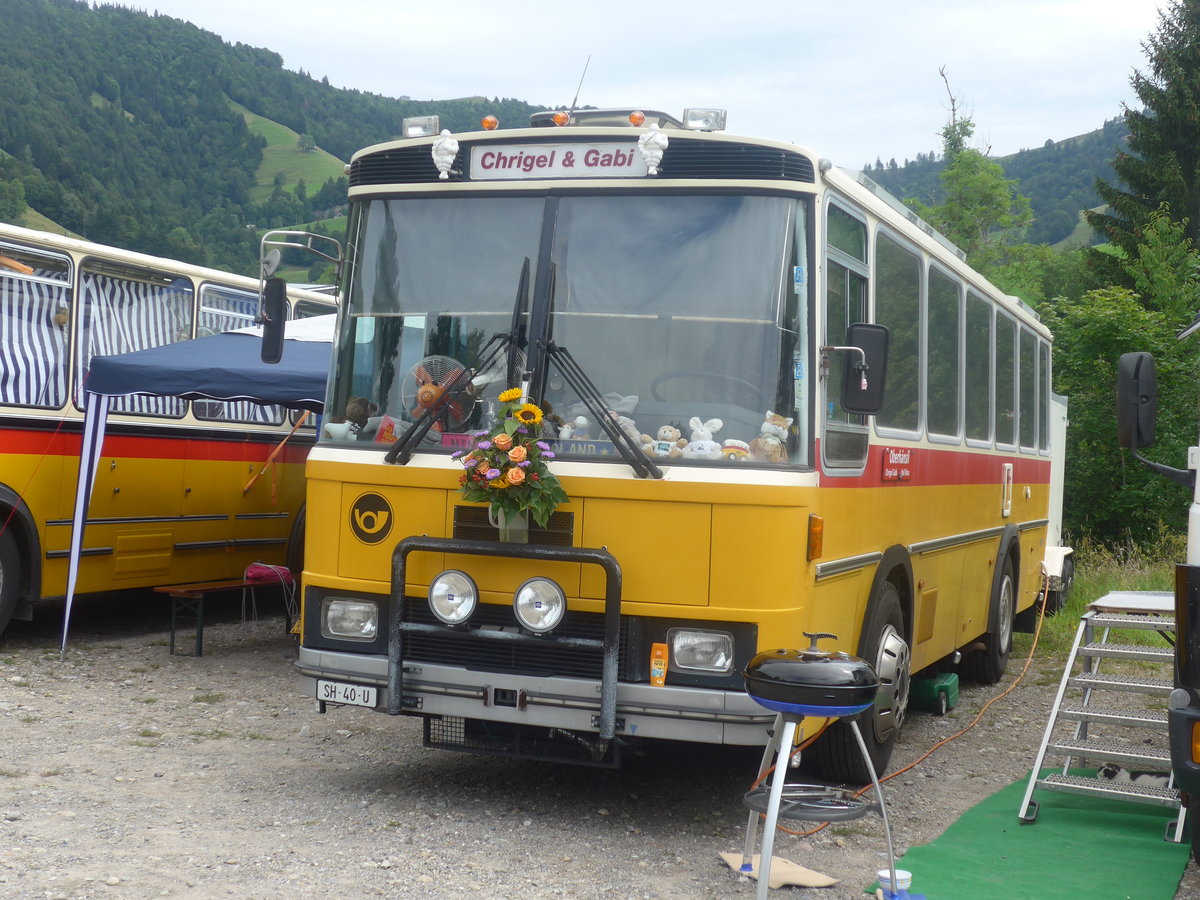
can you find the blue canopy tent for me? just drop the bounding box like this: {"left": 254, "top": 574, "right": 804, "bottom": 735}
{"left": 61, "top": 314, "right": 335, "bottom": 655}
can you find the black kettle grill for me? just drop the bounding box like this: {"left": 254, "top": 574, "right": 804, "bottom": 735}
{"left": 743, "top": 631, "right": 879, "bottom": 717}
{"left": 735, "top": 632, "right": 905, "bottom": 900}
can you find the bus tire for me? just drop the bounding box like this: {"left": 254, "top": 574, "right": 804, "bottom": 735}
{"left": 961, "top": 553, "right": 1015, "bottom": 684}
{"left": 0, "top": 527, "right": 20, "bottom": 636}
{"left": 812, "top": 581, "right": 910, "bottom": 784}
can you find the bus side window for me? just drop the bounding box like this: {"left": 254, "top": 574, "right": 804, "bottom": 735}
{"left": 0, "top": 251, "right": 70, "bottom": 409}
{"left": 822, "top": 205, "right": 869, "bottom": 470}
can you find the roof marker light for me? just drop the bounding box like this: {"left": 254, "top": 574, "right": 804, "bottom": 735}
{"left": 682, "top": 108, "right": 727, "bottom": 132}
{"left": 629, "top": 110, "right": 646, "bottom": 126}
{"left": 402, "top": 115, "right": 441, "bottom": 138}
{"left": 481, "top": 115, "right": 499, "bottom": 131}
{"left": 551, "top": 110, "right": 571, "bottom": 127}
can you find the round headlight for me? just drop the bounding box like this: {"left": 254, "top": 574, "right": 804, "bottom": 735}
{"left": 429, "top": 570, "right": 477, "bottom": 625}
{"left": 513, "top": 578, "right": 566, "bottom": 633}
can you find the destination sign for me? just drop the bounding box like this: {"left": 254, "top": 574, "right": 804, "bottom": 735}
{"left": 471, "top": 143, "right": 648, "bottom": 180}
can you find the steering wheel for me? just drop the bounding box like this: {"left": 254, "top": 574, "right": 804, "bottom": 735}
{"left": 650, "top": 370, "right": 767, "bottom": 409}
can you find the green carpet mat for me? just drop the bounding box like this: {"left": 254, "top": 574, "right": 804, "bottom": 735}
{"left": 877, "top": 770, "right": 1189, "bottom": 899}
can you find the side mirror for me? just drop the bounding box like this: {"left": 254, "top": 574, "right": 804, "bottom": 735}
{"left": 1117, "top": 351, "right": 1157, "bottom": 449}
{"left": 839, "top": 323, "right": 889, "bottom": 414}
{"left": 260, "top": 277, "right": 287, "bottom": 364}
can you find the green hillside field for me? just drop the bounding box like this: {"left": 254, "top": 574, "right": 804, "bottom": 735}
{"left": 231, "top": 100, "right": 347, "bottom": 203}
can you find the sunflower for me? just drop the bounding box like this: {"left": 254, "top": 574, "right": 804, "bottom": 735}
{"left": 497, "top": 387, "right": 523, "bottom": 403}
{"left": 515, "top": 403, "right": 544, "bottom": 426}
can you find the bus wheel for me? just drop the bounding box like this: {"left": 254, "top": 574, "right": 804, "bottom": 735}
{"left": 0, "top": 528, "right": 20, "bottom": 635}
{"left": 812, "top": 582, "right": 910, "bottom": 784}
{"left": 961, "top": 554, "right": 1015, "bottom": 684}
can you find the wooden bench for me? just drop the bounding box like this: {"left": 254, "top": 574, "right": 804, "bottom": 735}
{"left": 154, "top": 578, "right": 266, "bottom": 657}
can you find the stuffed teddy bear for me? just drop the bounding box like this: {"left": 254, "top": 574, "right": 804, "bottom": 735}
{"left": 683, "top": 417, "right": 724, "bottom": 459}
{"left": 641, "top": 424, "right": 687, "bottom": 458}
{"left": 748, "top": 411, "right": 793, "bottom": 462}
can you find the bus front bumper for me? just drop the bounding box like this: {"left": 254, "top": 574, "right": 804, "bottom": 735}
{"left": 296, "top": 646, "right": 776, "bottom": 746}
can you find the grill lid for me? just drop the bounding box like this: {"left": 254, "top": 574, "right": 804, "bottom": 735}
{"left": 743, "top": 632, "right": 878, "bottom": 716}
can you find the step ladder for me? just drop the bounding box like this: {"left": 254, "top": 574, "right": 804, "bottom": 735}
{"left": 1018, "top": 591, "right": 1185, "bottom": 841}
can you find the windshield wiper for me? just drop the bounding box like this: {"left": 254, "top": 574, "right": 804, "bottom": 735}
{"left": 541, "top": 340, "right": 662, "bottom": 480}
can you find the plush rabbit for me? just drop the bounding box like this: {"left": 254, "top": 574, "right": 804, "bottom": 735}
{"left": 683, "top": 417, "right": 724, "bottom": 459}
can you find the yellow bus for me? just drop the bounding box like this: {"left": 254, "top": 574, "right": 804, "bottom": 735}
{"left": 0, "top": 223, "right": 334, "bottom": 636}
{"left": 294, "top": 107, "right": 1069, "bottom": 779}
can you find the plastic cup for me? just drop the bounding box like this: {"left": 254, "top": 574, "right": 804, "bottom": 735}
{"left": 878, "top": 868, "right": 913, "bottom": 892}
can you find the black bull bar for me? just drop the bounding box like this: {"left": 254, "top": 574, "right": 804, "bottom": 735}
{"left": 389, "top": 536, "right": 623, "bottom": 741}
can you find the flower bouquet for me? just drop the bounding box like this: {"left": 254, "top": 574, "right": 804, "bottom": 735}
{"left": 454, "top": 388, "right": 569, "bottom": 530}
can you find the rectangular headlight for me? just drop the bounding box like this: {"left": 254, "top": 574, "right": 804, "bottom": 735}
{"left": 682, "top": 108, "right": 727, "bottom": 132}
{"left": 402, "top": 115, "right": 441, "bottom": 138}
{"left": 667, "top": 627, "right": 734, "bottom": 674}
{"left": 322, "top": 598, "right": 379, "bottom": 641}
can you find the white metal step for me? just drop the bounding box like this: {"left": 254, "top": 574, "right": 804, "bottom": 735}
{"left": 1068, "top": 671, "right": 1174, "bottom": 696}
{"left": 1047, "top": 737, "right": 1172, "bottom": 769}
{"left": 1079, "top": 642, "right": 1174, "bottom": 663}
{"left": 1088, "top": 612, "right": 1175, "bottom": 632}
{"left": 1036, "top": 772, "right": 1180, "bottom": 808}
{"left": 1058, "top": 703, "right": 1167, "bottom": 729}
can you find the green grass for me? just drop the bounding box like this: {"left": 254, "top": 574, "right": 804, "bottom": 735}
{"left": 229, "top": 99, "right": 346, "bottom": 203}
{"left": 1029, "top": 533, "right": 1181, "bottom": 658}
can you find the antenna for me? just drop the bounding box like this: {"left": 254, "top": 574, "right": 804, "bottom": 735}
{"left": 568, "top": 55, "right": 591, "bottom": 116}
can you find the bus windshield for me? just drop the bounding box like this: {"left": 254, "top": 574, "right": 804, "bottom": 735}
{"left": 331, "top": 192, "right": 809, "bottom": 466}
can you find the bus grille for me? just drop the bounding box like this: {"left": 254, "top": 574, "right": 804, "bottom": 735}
{"left": 349, "top": 146, "right": 453, "bottom": 186}
{"left": 400, "top": 597, "right": 628, "bottom": 680}
{"left": 657, "top": 139, "right": 815, "bottom": 182}
{"left": 452, "top": 505, "right": 574, "bottom": 546}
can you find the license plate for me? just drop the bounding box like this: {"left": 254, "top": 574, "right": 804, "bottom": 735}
{"left": 316, "top": 679, "right": 377, "bottom": 708}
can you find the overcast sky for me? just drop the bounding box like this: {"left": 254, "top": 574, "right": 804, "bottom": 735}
{"left": 132, "top": 0, "right": 1164, "bottom": 167}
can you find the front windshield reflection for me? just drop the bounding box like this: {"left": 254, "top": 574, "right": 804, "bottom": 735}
{"left": 326, "top": 193, "right": 809, "bottom": 467}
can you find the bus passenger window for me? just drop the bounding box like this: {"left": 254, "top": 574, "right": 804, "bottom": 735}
{"left": 1019, "top": 327, "right": 1038, "bottom": 449}
{"left": 927, "top": 268, "right": 961, "bottom": 438}
{"left": 995, "top": 315, "right": 1018, "bottom": 447}
{"left": 875, "top": 233, "right": 921, "bottom": 433}
{"left": 0, "top": 249, "right": 70, "bottom": 409}
{"left": 965, "top": 293, "right": 992, "bottom": 442}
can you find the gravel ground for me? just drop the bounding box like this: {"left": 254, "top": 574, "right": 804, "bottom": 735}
{"left": 2, "top": 591, "right": 1198, "bottom": 900}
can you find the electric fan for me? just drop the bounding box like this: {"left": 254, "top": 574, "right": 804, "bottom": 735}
{"left": 399, "top": 355, "right": 472, "bottom": 431}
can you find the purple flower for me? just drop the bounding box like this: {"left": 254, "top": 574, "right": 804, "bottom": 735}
{"left": 485, "top": 468, "right": 501, "bottom": 480}
{"left": 477, "top": 440, "right": 493, "bottom": 450}
{"left": 450, "top": 450, "right": 463, "bottom": 459}
{"left": 518, "top": 460, "right": 531, "bottom": 468}
{"left": 536, "top": 441, "right": 550, "bottom": 450}
{"left": 542, "top": 451, "right": 555, "bottom": 459}
{"left": 464, "top": 457, "right": 479, "bottom": 469}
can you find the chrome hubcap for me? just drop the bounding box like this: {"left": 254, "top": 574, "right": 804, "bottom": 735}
{"left": 998, "top": 571, "right": 1014, "bottom": 654}
{"left": 872, "top": 623, "right": 911, "bottom": 744}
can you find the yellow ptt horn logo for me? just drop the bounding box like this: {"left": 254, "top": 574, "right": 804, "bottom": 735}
{"left": 349, "top": 492, "right": 393, "bottom": 544}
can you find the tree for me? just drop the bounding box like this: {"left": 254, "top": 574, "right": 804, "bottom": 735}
{"left": 0, "top": 178, "right": 26, "bottom": 222}
{"left": 907, "top": 70, "right": 1032, "bottom": 270}
{"left": 1044, "top": 286, "right": 1200, "bottom": 543}
{"left": 296, "top": 132, "right": 315, "bottom": 152}
{"left": 1087, "top": 0, "right": 1200, "bottom": 277}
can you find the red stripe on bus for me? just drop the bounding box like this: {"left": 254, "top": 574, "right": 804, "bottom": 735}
{"left": 1, "top": 426, "right": 312, "bottom": 465}
{"left": 820, "top": 444, "right": 1051, "bottom": 488}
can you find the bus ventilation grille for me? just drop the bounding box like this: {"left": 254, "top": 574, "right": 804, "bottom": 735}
{"left": 657, "top": 139, "right": 815, "bottom": 182}
{"left": 452, "top": 505, "right": 574, "bottom": 546}
{"left": 349, "top": 146, "right": 457, "bottom": 186}
{"left": 424, "top": 715, "right": 622, "bottom": 767}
